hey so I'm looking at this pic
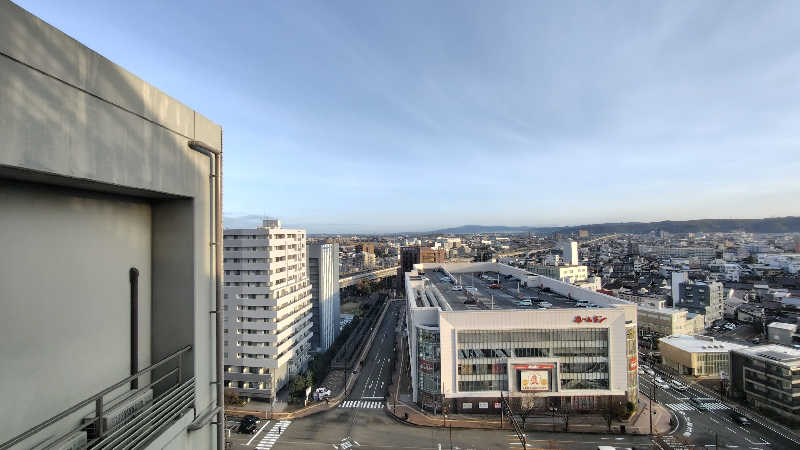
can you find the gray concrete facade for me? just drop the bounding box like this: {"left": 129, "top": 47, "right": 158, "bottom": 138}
{"left": 0, "top": 1, "right": 222, "bottom": 448}
{"left": 308, "top": 243, "right": 341, "bottom": 353}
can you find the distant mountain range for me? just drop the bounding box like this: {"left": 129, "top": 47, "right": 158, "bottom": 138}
{"left": 428, "top": 217, "right": 800, "bottom": 235}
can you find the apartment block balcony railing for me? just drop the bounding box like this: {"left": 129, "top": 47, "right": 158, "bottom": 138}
{"left": 1, "top": 346, "right": 193, "bottom": 450}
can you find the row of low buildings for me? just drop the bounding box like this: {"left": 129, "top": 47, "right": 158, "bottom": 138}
{"left": 658, "top": 335, "right": 800, "bottom": 420}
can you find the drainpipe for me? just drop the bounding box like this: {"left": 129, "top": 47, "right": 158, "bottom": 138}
{"left": 187, "top": 136, "right": 224, "bottom": 450}
{"left": 130, "top": 267, "right": 139, "bottom": 389}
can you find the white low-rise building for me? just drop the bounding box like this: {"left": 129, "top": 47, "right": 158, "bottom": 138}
{"left": 405, "top": 262, "right": 638, "bottom": 414}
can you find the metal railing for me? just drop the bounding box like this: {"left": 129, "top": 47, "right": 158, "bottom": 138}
{"left": 1, "top": 346, "right": 193, "bottom": 450}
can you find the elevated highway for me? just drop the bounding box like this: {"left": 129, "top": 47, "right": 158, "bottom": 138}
{"left": 339, "top": 266, "right": 399, "bottom": 288}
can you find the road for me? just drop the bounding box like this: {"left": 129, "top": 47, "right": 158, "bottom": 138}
{"left": 640, "top": 359, "right": 800, "bottom": 449}
{"left": 261, "top": 298, "right": 650, "bottom": 450}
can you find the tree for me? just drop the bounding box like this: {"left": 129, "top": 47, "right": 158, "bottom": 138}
{"left": 516, "top": 394, "right": 540, "bottom": 430}
{"left": 289, "top": 375, "right": 308, "bottom": 403}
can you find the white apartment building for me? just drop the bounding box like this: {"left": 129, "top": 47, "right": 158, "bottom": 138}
{"left": 223, "top": 220, "right": 314, "bottom": 401}
{"left": 529, "top": 264, "right": 588, "bottom": 283}
{"left": 560, "top": 240, "right": 579, "bottom": 265}
{"left": 308, "top": 243, "right": 341, "bottom": 353}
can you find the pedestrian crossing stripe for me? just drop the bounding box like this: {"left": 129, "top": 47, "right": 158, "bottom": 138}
{"left": 338, "top": 400, "right": 385, "bottom": 409}
{"left": 255, "top": 420, "right": 291, "bottom": 450}
{"left": 666, "top": 402, "right": 728, "bottom": 412}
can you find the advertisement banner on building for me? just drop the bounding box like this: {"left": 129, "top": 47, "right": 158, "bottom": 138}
{"left": 629, "top": 356, "right": 638, "bottom": 371}
{"left": 419, "top": 359, "right": 434, "bottom": 374}
{"left": 520, "top": 370, "right": 549, "bottom": 391}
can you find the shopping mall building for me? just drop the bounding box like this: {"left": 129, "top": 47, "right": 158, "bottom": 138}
{"left": 405, "top": 262, "right": 638, "bottom": 414}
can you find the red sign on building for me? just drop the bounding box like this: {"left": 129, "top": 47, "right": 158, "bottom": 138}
{"left": 573, "top": 315, "right": 607, "bottom": 324}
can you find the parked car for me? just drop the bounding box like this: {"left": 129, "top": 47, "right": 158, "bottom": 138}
{"left": 657, "top": 381, "right": 671, "bottom": 390}
{"left": 655, "top": 376, "right": 665, "bottom": 384}
{"left": 518, "top": 299, "right": 533, "bottom": 307}
{"left": 731, "top": 413, "right": 750, "bottom": 426}
{"left": 238, "top": 415, "right": 259, "bottom": 434}
{"left": 451, "top": 285, "right": 463, "bottom": 291}
{"left": 489, "top": 283, "right": 502, "bottom": 289}
{"left": 464, "top": 298, "right": 477, "bottom": 305}
{"left": 752, "top": 338, "right": 761, "bottom": 344}
{"left": 645, "top": 368, "right": 655, "bottom": 376}
{"left": 538, "top": 302, "right": 552, "bottom": 308}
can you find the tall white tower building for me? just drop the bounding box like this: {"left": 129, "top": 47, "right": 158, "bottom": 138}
{"left": 560, "top": 240, "right": 579, "bottom": 265}
{"left": 307, "top": 243, "right": 341, "bottom": 352}
{"left": 223, "top": 219, "right": 314, "bottom": 401}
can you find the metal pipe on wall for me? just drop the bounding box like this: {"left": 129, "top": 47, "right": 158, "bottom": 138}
{"left": 130, "top": 267, "right": 139, "bottom": 389}
{"left": 187, "top": 137, "right": 224, "bottom": 449}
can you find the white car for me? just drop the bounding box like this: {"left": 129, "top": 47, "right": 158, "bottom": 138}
{"left": 655, "top": 376, "right": 665, "bottom": 384}
{"left": 658, "top": 381, "right": 671, "bottom": 390}
{"left": 451, "top": 285, "right": 463, "bottom": 291}
{"left": 538, "top": 302, "right": 552, "bottom": 308}
{"left": 518, "top": 299, "right": 533, "bottom": 307}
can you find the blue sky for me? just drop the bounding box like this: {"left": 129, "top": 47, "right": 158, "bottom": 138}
{"left": 17, "top": 1, "right": 800, "bottom": 233}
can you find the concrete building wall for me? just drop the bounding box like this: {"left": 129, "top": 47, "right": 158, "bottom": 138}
{"left": 0, "top": 2, "right": 221, "bottom": 447}
{"left": 308, "top": 243, "right": 341, "bottom": 352}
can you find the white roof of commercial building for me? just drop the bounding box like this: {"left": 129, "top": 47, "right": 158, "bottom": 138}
{"left": 767, "top": 322, "right": 797, "bottom": 331}
{"left": 659, "top": 335, "right": 747, "bottom": 353}
{"left": 638, "top": 304, "right": 686, "bottom": 315}
{"left": 734, "top": 344, "right": 800, "bottom": 365}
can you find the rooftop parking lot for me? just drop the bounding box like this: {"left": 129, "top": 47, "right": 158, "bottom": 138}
{"left": 425, "top": 269, "right": 591, "bottom": 311}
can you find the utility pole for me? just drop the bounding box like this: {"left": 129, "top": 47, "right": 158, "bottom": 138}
{"left": 449, "top": 424, "right": 452, "bottom": 450}
{"left": 649, "top": 382, "right": 654, "bottom": 436}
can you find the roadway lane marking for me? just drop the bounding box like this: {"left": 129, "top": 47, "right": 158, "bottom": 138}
{"left": 246, "top": 420, "right": 271, "bottom": 446}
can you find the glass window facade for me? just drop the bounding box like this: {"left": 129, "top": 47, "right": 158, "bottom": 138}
{"left": 416, "top": 326, "right": 441, "bottom": 396}
{"left": 456, "top": 329, "right": 610, "bottom": 392}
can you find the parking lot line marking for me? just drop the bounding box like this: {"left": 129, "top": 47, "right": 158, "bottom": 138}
{"left": 246, "top": 420, "right": 271, "bottom": 446}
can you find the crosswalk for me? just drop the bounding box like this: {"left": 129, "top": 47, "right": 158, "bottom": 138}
{"left": 666, "top": 402, "right": 729, "bottom": 412}
{"left": 255, "top": 420, "right": 291, "bottom": 450}
{"left": 659, "top": 434, "right": 690, "bottom": 449}
{"left": 338, "top": 400, "right": 385, "bottom": 409}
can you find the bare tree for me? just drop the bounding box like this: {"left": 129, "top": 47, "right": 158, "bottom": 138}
{"left": 516, "top": 393, "right": 540, "bottom": 430}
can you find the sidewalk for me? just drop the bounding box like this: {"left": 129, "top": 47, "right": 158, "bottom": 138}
{"left": 386, "top": 398, "right": 668, "bottom": 435}
{"left": 630, "top": 393, "right": 672, "bottom": 435}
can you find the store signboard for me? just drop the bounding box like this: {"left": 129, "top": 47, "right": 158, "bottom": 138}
{"left": 462, "top": 402, "right": 472, "bottom": 409}
{"left": 513, "top": 364, "right": 554, "bottom": 370}
{"left": 479, "top": 402, "right": 489, "bottom": 409}
{"left": 520, "top": 370, "right": 549, "bottom": 391}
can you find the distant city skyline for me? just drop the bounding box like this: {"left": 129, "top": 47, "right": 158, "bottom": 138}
{"left": 18, "top": 0, "right": 800, "bottom": 233}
